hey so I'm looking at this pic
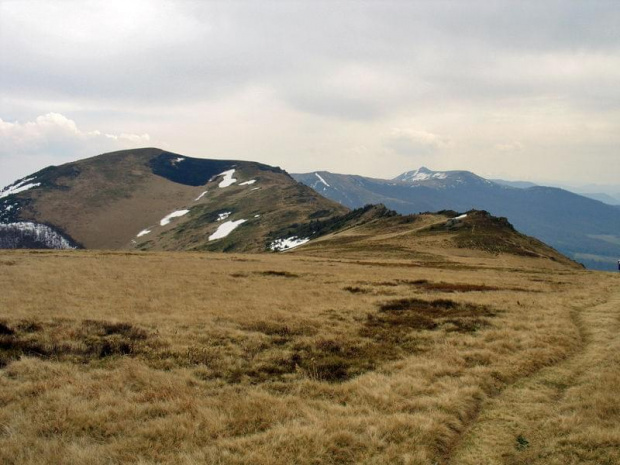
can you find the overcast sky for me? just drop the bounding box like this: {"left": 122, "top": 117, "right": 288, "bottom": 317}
{"left": 1, "top": 0, "right": 619, "bottom": 189}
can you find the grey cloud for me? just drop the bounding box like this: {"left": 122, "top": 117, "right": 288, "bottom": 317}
{"left": 384, "top": 129, "right": 452, "bottom": 156}
{"left": 1, "top": 1, "right": 619, "bottom": 186}
{"left": 2, "top": 1, "right": 618, "bottom": 115}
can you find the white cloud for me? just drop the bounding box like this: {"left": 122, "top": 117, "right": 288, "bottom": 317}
{"left": 385, "top": 128, "right": 453, "bottom": 156}
{"left": 0, "top": 113, "right": 151, "bottom": 186}
{"left": 0, "top": 113, "right": 149, "bottom": 154}
{"left": 495, "top": 141, "right": 524, "bottom": 152}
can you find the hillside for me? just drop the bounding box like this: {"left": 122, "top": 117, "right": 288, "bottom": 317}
{"left": 292, "top": 168, "right": 620, "bottom": 270}
{"left": 292, "top": 208, "right": 581, "bottom": 270}
{"left": 0, "top": 244, "right": 617, "bottom": 464}
{"left": 1, "top": 151, "right": 584, "bottom": 271}
{"left": 0, "top": 148, "right": 348, "bottom": 252}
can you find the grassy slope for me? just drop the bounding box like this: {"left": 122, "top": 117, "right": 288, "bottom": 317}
{"left": 295, "top": 210, "right": 580, "bottom": 270}
{"left": 141, "top": 165, "right": 348, "bottom": 253}
{"left": 11, "top": 148, "right": 347, "bottom": 251}
{"left": 1, "top": 244, "right": 617, "bottom": 464}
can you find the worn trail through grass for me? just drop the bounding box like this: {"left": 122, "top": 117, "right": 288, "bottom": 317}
{"left": 449, "top": 284, "right": 620, "bottom": 465}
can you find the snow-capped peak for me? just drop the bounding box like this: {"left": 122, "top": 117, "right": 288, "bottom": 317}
{"left": 395, "top": 167, "right": 447, "bottom": 183}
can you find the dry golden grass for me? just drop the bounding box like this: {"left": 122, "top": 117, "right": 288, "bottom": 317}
{"left": 0, "top": 249, "right": 618, "bottom": 464}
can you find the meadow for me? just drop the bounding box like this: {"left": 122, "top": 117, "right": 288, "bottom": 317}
{"left": 0, "top": 248, "right": 618, "bottom": 464}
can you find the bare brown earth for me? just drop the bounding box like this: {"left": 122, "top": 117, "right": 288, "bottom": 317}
{"left": 0, "top": 229, "right": 617, "bottom": 464}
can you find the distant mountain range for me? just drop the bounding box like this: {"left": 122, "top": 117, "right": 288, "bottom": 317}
{"left": 0, "top": 149, "right": 581, "bottom": 271}
{"left": 490, "top": 179, "right": 620, "bottom": 205}
{"left": 292, "top": 167, "right": 620, "bottom": 271}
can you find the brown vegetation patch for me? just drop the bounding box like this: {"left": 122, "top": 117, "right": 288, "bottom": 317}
{"left": 399, "top": 279, "right": 501, "bottom": 292}
{"left": 343, "top": 286, "right": 371, "bottom": 294}
{"left": 0, "top": 319, "right": 153, "bottom": 368}
{"left": 243, "top": 321, "right": 317, "bottom": 338}
{"left": 256, "top": 270, "right": 299, "bottom": 278}
{"left": 290, "top": 338, "right": 388, "bottom": 383}
{"left": 236, "top": 322, "right": 386, "bottom": 382}
{"left": 0, "top": 321, "right": 15, "bottom": 336}
{"left": 230, "top": 272, "right": 249, "bottom": 278}
{"left": 359, "top": 279, "right": 531, "bottom": 293}
{"left": 362, "top": 298, "right": 496, "bottom": 340}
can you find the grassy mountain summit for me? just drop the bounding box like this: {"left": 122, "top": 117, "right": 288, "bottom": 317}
{"left": 294, "top": 208, "right": 580, "bottom": 269}
{"left": 0, "top": 148, "right": 348, "bottom": 252}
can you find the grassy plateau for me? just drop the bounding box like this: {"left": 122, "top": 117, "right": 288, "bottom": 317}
{"left": 0, "top": 245, "right": 618, "bottom": 464}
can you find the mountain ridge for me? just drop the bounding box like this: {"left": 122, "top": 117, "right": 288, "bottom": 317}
{"left": 0, "top": 149, "right": 581, "bottom": 270}
{"left": 0, "top": 148, "right": 348, "bottom": 252}
{"left": 292, "top": 167, "right": 620, "bottom": 270}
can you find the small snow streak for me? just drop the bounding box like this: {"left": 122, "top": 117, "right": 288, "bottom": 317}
{"left": 240, "top": 180, "right": 256, "bottom": 185}
{"left": 217, "top": 212, "right": 231, "bottom": 221}
{"left": 315, "top": 173, "right": 330, "bottom": 187}
{"left": 453, "top": 214, "right": 468, "bottom": 220}
{"left": 208, "top": 219, "right": 247, "bottom": 241}
{"left": 160, "top": 209, "right": 190, "bottom": 226}
{"left": 217, "top": 169, "right": 237, "bottom": 188}
{"left": 195, "top": 191, "right": 208, "bottom": 201}
{"left": 136, "top": 229, "right": 151, "bottom": 237}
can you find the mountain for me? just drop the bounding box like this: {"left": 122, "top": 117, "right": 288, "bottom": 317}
{"left": 292, "top": 168, "right": 620, "bottom": 271}
{"left": 294, "top": 207, "right": 580, "bottom": 269}
{"left": 0, "top": 149, "right": 582, "bottom": 271}
{"left": 490, "top": 179, "right": 538, "bottom": 189}
{"left": 0, "top": 148, "right": 348, "bottom": 252}
{"left": 577, "top": 192, "right": 620, "bottom": 206}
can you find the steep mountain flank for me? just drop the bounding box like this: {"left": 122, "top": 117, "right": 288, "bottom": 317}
{"left": 0, "top": 148, "right": 348, "bottom": 251}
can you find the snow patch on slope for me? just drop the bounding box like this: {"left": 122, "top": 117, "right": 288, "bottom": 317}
{"left": 270, "top": 236, "right": 310, "bottom": 251}
{"left": 217, "top": 212, "right": 231, "bottom": 221}
{"left": 0, "top": 222, "right": 76, "bottom": 249}
{"left": 136, "top": 229, "right": 151, "bottom": 237}
{"left": 240, "top": 180, "right": 256, "bottom": 186}
{"left": 160, "top": 209, "right": 190, "bottom": 226}
{"left": 315, "top": 173, "right": 330, "bottom": 187}
{"left": 209, "top": 219, "right": 247, "bottom": 241}
{"left": 0, "top": 177, "right": 41, "bottom": 199}
{"left": 195, "top": 191, "right": 208, "bottom": 201}
{"left": 217, "top": 169, "right": 237, "bottom": 188}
